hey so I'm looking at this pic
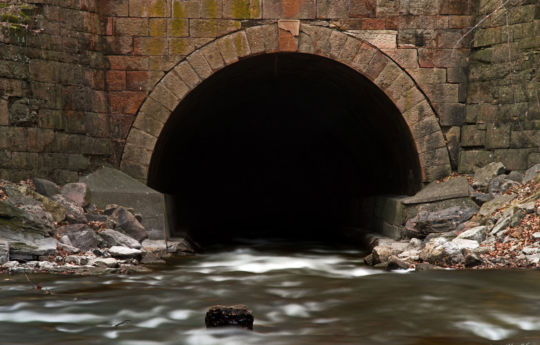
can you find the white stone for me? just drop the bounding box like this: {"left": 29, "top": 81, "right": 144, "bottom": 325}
{"left": 526, "top": 253, "right": 540, "bottom": 264}
{"left": 451, "top": 238, "right": 480, "bottom": 250}
{"left": 522, "top": 247, "right": 538, "bottom": 255}
{"left": 2, "top": 261, "right": 19, "bottom": 268}
{"left": 456, "top": 226, "right": 487, "bottom": 243}
{"left": 108, "top": 246, "right": 142, "bottom": 258}
{"left": 533, "top": 232, "right": 540, "bottom": 240}
{"left": 141, "top": 239, "right": 167, "bottom": 251}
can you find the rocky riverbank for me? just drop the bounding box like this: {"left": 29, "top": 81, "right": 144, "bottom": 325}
{"left": 0, "top": 177, "right": 194, "bottom": 275}
{"left": 364, "top": 163, "right": 540, "bottom": 271}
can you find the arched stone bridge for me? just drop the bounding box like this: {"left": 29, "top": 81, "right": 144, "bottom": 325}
{"left": 0, "top": 0, "right": 538, "bottom": 239}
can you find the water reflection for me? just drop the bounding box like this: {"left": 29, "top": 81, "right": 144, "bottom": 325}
{"left": 1, "top": 243, "right": 540, "bottom": 344}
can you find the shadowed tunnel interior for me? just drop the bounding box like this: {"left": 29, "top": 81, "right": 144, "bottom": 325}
{"left": 148, "top": 53, "right": 422, "bottom": 244}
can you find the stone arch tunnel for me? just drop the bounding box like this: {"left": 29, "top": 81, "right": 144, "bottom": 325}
{"left": 147, "top": 53, "right": 423, "bottom": 244}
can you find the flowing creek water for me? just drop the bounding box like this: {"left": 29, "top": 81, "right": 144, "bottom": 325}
{"left": 1, "top": 241, "right": 540, "bottom": 345}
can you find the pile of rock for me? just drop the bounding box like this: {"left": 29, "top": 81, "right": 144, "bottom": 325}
{"left": 364, "top": 163, "right": 540, "bottom": 270}
{"left": 0, "top": 178, "right": 193, "bottom": 275}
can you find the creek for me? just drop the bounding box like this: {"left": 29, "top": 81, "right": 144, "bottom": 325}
{"left": 1, "top": 241, "right": 540, "bottom": 345}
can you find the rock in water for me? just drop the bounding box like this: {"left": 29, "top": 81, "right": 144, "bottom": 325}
{"left": 205, "top": 305, "right": 254, "bottom": 330}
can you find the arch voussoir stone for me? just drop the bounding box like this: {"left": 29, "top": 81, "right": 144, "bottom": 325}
{"left": 121, "top": 24, "right": 452, "bottom": 184}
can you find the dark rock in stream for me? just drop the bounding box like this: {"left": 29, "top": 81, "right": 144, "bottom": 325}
{"left": 205, "top": 305, "right": 254, "bottom": 330}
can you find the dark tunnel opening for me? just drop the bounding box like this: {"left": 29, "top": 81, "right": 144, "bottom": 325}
{"left": 148, "top": 53, "right": 422, "bottom": 245}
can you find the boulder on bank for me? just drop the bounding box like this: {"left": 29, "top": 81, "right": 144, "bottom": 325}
{"left": 79, "top": 167, "right": 166, "bottom": 240}
{"left": 473, "top": 162, "right": 506, "bottom": 192}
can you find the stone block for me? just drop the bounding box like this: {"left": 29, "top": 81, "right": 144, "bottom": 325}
{"left": 126, "top": 71, "right": 160, "bottom": 91}
{"left": 168, "top": 19, "right": 189, "bottom": 37}
{"left": 494, "top": 149, "right": 533, "bottom": 171}
{"left": 404, "top": 177, "right": 471, "bottom": 205}
{"left": 350, "top": 30, "right": 397, "bottom": 49}
{"left": 262, "top": 0, "right": 316, "bottom": 19}
{"left": 133, "top": 114, "right": 163, "bottom": 137}
{"left": 134, "top": 37, "right": 168, "bottom": 56}
{"left": 115, "top": 18, "right": 148, "bottom": 36}
{"left": 99, "top": 0, "right": 129, "bottom": 16}
{"left": 106, "top": 70, "right": 126, "bottom": 91}
{"left": 461, "top": 125, "right": 486, "bottom": 147}
{"left": 223, "top": 0, "right": 261, "bottom": 18}
{"left": 107, "top": 56, "right": 149, "bottom": 70}
{"left": 173, "top": 0, "right": 200, "bottom": 18}
{"left": 187, "top": 50, "right": 213, "bottom": 79}
{"left": 528, "top": 153, "right": 540, "bottom": 167}
{"left": 458, "top": 150, "right": 494, "bottom": 173}
{"left": 436, "top": 103, "right": 465, "bottom": 126}
{"left": 190, "top": 19, "right": 241, "bottom": 38}
{"left": 109, "top": 91, "right": 146, "bottom": 115}
{"left": 245, "top": 25, "right": 267, "bottom": 54}
{"left": 149, "top": 18, "right": 167, "bottom": 36}
{"left": 298, "top": 25, "right": 331, "bottom": 55}
{"left": 337, "top": 36, "right": 362, "bottom": 64}
{"left": 173, "top": 61, "right": 201, "bottom": 89}
{"left": 412, "top": 116, "right": 441, "bottom": 139}
{"left": 218, "top": 31, "right": 251, "bottom": 64}
{"left": 363, "top": 51, "right": 390, "bottom": 81}
{"left": 200, "top": 43, "right": 225, "bottom": 70}
{"left": 349, "top": 0, "right": 376, "bottom": 17}
{"left": 440, "top": 0, "right": 475, "bottom": 15}
{"left": 161, "top": 70, "right": 190, "bottom": 100}
{"left": 168, "top": 38, "right": 196, "bottom": 55}
{"left": 201, "top": 0, "right": 223, "bottom": 18}
{"left": 485, "top": 123, "right": 511, "bottom": 149}
{"left": 150, "top": 84, "right": 180, "bottom": 111}
{"left": 129, "top": 0, "right": 170, "bottom": 17}
{"left": 317, "top": 0, "right": 348, "bottom": 18}
{"left": 104, "top": 36, "right": 134, "bottom": 55}
{"left": 381, "top": 48, "right": 418, "bottom": 69}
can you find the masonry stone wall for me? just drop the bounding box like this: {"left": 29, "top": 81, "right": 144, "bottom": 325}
{"left": 460, "top": 0, "right": 540, "bottom": 173}
{"left": 0, "top": 0, "right": 537, "bottom": 185}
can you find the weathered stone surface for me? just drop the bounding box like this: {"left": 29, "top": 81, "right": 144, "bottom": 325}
{"left": 113, "top": 207, "right": 148, "bottom": 242}
{"left": 52, "top": 195, "right": 88, "bottom": 224}
{"left": 405, "top": 206, "right": 478, "bottom": 237}
{"left": 488, "top": 175, "right": 520, "bottom": 195}
{"left": 372, "top": 240, "right": 410, "bottom": 264}
{"left": 523, "top": 164, "right": 540, "bottom": 184}
{"left": 56, "top": 224, "right": 98, "bottom": 252}
{"left": 456, "top": 226, "right": 487, "bottom": 243}
{"left": 477, "top": 194, "right": 516, "bottom": 220}
{"left": 100, "top": 229, "right": 141, "bottom": 249}
{"left": 61, "top": 182, "right": 91, "bottom": 208}
{"left": 403, "top": 177, "right": 470, "bottom": 204}
{"left": 473, "top": 162, "right": 506, "bottom": 192}
{"left": 0, "top": 200, "right": 52, "bottom": 240}
{"left": 80, "top": 167, "right": 166, "bottom": 239}
{"left": 32, "top": 178, "right": 60, "bottom": 198}
{"left": 205, "top": 305, "right": 254, "bottom": 330}
{"left": 9, "top": 237, "right": 58, "bottom": 262}
{"left": 419, "top": 237, "right": 464, "bottom": 265}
